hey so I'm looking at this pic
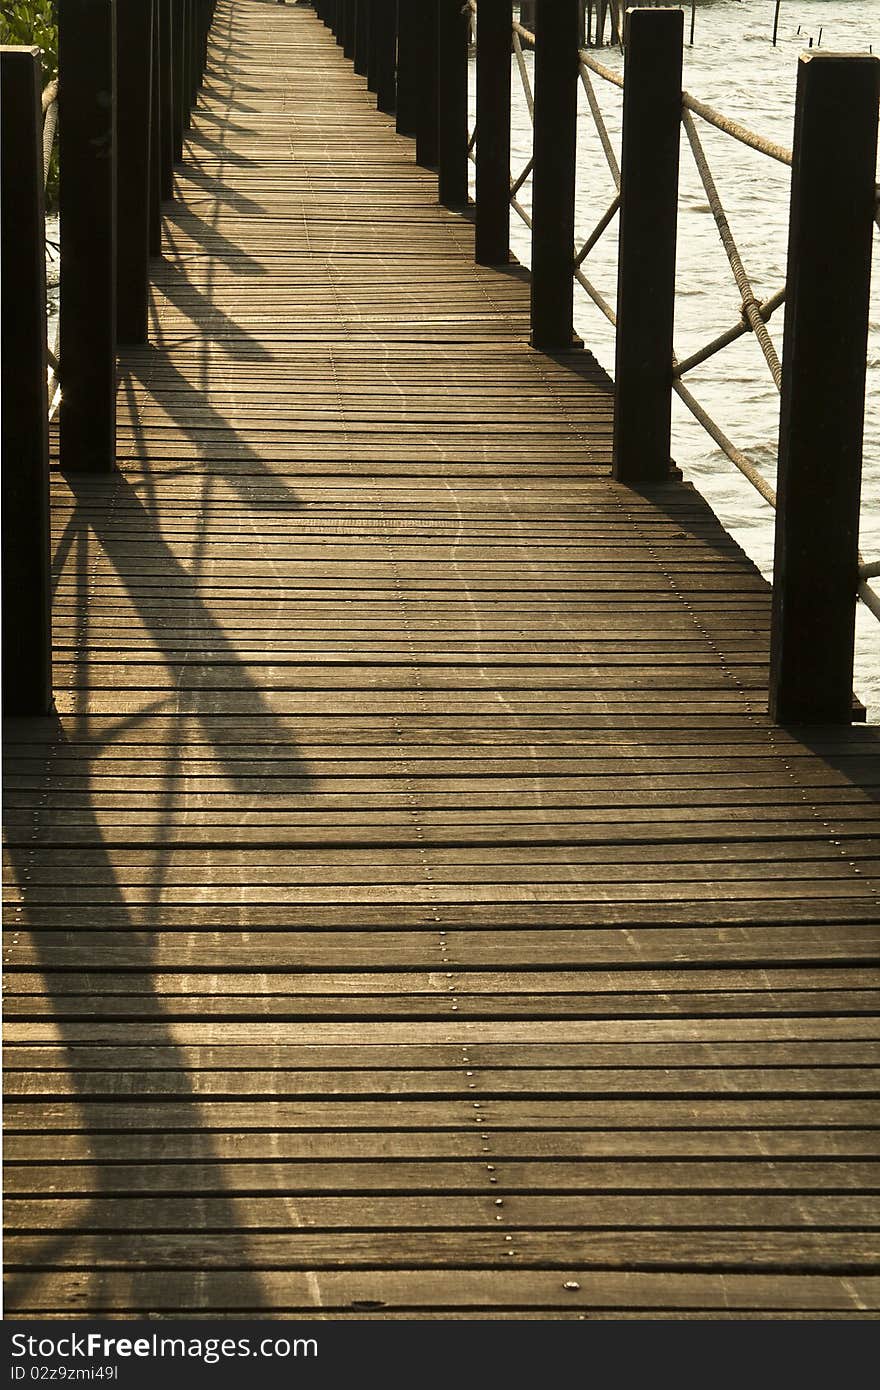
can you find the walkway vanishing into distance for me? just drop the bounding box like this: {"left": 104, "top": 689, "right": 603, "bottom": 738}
{"left": 4, "top": 0, "right": 880, "bottom": 1318}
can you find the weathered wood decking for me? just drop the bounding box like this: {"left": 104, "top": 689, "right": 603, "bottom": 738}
{"left": 4, "top": 0, "right": 880, "bottom": 1318}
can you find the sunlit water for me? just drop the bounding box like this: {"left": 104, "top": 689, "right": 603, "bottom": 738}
{"left": 471, "top": 0, "right": 880, "bottom": 717}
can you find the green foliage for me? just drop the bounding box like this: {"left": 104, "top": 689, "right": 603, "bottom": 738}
{"left": 0, "top": 1, "right": 58, "bottom": 82}
{"left": 1, "top": 1, "right": 59, "bottom": 207}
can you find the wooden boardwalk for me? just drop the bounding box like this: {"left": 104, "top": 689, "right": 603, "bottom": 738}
{"left": 4, "top": 0, "right": 880, "bottom": 1318}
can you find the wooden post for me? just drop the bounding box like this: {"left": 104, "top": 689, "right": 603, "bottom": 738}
{"left": 769, "top": 53, "right": 880, "bottom": 725}
{"left": 189, "top": 0, "right": 200, "bottom": 106}
{"left": 354, "top": 0, "right": 370, "bottom": 76}
{"left": 772, "top": 1, "right": 781, "bottom": 47}
{"left": 58, "top": 0, "right": 117, "bottom": 473}
{"left": 612, "top": 7, "right": 682, "bottom": 483}
{"left": 200, "top": 0, "right": 211, "bottom": 79}
{"left": 609, "top": 0, "right": 621, "bottom": 46}
{"left": 172, "top": 0, "right": 186, "bottom": 158}
{"left": 0, "top": 45, "right": 52, "bottom": 713}
{"left": 396, "top": 1, "right": 419, "bottom": 136}
{"left": 530, "top": 0, "right": 579, "bottom": 351}
{"left": 437, "top": 0, "right": 469, "bottom": 207}
{"left": 149, "top": 0, "right": 162, "bottom": 255}
{"left": 475, "top": 0, "right": 513, "bottom": 264}
{"left": 116, "top": 0, "right": 154, "bottom": 343}
{"left": 182, "top": 0, "right": 192, "bottom": 131}
{"left": 159, "top": 0, "right": 174, "bottom": 195}
{"left": 366, "top": 0, "right": 380, "bottom": 92}
{"left": 372, "top": 0, "right": 397, "bottom": 115}
{"left": 343, "top": 0, "right": 356, "bottom": 59}
{"left": 416, "top": 0, "right": 439, "bottom": 169}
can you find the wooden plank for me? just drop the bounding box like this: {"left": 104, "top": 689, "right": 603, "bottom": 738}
{"left": 6, "top": 1130, "right": 879, "bottom": 1162}
{"left": 8, "top": 1270, "right": 880, "bottom": 1313}
{"left": 7, "top": 1193, "right": 880, "bottom": 1230}
{"left": 5, "top": 1160, "right": 880, "bottom": 1195}
{"left": 6, "top": 1229, "right": 880, "bottom": 1269}
{"left": 6, "top": 1098, "right": 876, "bottom": 1132}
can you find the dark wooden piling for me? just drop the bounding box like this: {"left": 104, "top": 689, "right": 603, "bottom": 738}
{"left": 181, "top": 0, "right": 193, "bottom": 132}
{"left": 530, "top": 0, "right": 579, "bottom": 351}
{"left": 58, "top": 0, "right": 117, "bottom": 473}
{"left": 149, "top": 0, "right": 162, "bottom": 255}
{"left": 396, "top": 2, "right": 419, "bottom": 136}
{"left": 475, "top": 0, "right": 513, "bottom": 265}
{"left": 437, "top": 0, "right": 470, "bottom": 208}
{"left": 0, "top": 45, "right": 52, "bottom": 714}
{"left": 159, "top": 0, "right": 175, "bottom": 195}
{"left": 372, "top": 0, "right": 397, "bottom": 115}
{"left": 354, "top": 0, "right": 370, "bottom": 76}
{"left": 172, "top": 0, "right": 186, "bottom": 158}
{"left": 769, "top": 53, "right": 880, "bottom": 724}
{"left": 188, "top": 0, "right": 200, "bottom": 105}
{"left": 416, "top": 0, "right": 440, "bottom": 169}
{"left": 612, "top": 7, "right": 682, "bottom": 483}
{"left": 366, "top": 0, "right": 381, "bottom": 94}
{"left": 342, "top": 0, "right": 356, "bottom": 59}
{"left": 116, "top": 0, "right": 154, "bottom": 343}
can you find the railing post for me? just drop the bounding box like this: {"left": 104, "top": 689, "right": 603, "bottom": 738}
{"left": 159, "top": 0, "right": 174, "bottom": 195}
{"left": 416, "top": 0, "right": 439, "bottom": 169}
{"left": 612, "top": 7, "right": 683, "bottom": 482}
{"left": 182, "top": 0, "right": 192, "bottom": 132}
{"left": 437, "top": 0, "right": 469, "bottom": 208}
{"left": 530, "top": 0, "right": 579, "bottom": 350}
{"left": 188, "top": 0, "right": 200, "bottom": 106}
{"left": 769, "top": 53, "right": 880, "bottom": 725}
{"left": 366, "top": 0, "right": 380, "bottom": 92}
{"left": 172, "top": 0, "right": 186, "bottom": 159}
{"left": 116, "top": 0, "right": 154, "bottom": 343}
{"left": 354, "top": 0, "right": 370, "bottom": 77}
{"left": 372, "top": 0, "right": 397, "bottom": 115}
{"left": 58, "top": 0, "right": 117, "bottom": 473}
{"left": 200, "top": 0, "right": 211, "bottom": 79}
{"left": 149, "top": 0, "right": 162, "bottom": 255}
{"left": 0, "top": 45, "right": 53, "bottom": 713}
{"left": 343, "top": 0, "right": 356, "bottom": 60}
{"left": 396, "top": 2, "right": 418, "bottom": 136}
{"left": 475, "top": 0, "right": 512, "bottom": 265}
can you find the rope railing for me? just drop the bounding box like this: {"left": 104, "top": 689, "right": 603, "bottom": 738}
{"left": 459, "top": 0, "right": 878, "bottom": 722}
{"left": 569, "top": 28, "right": 880, "bottom": 634}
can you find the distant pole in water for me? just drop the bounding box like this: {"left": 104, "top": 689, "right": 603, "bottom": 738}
{"left": 817, "top": 27, "right": 823, "bottom": 48}
{"left": 690, "top": 0, "right": 696, "bottom": 46}
{"left": 772, "top": 0, "right": 781, "bottom": 47}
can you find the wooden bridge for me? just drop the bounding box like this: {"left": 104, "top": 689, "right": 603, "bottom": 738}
{"left": 3, "top": 0, "right": 880, "bottom": 1319}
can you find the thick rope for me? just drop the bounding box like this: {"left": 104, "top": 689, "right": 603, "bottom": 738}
{"left": 682, "top": 108, "right": 783, "bottom": 393}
